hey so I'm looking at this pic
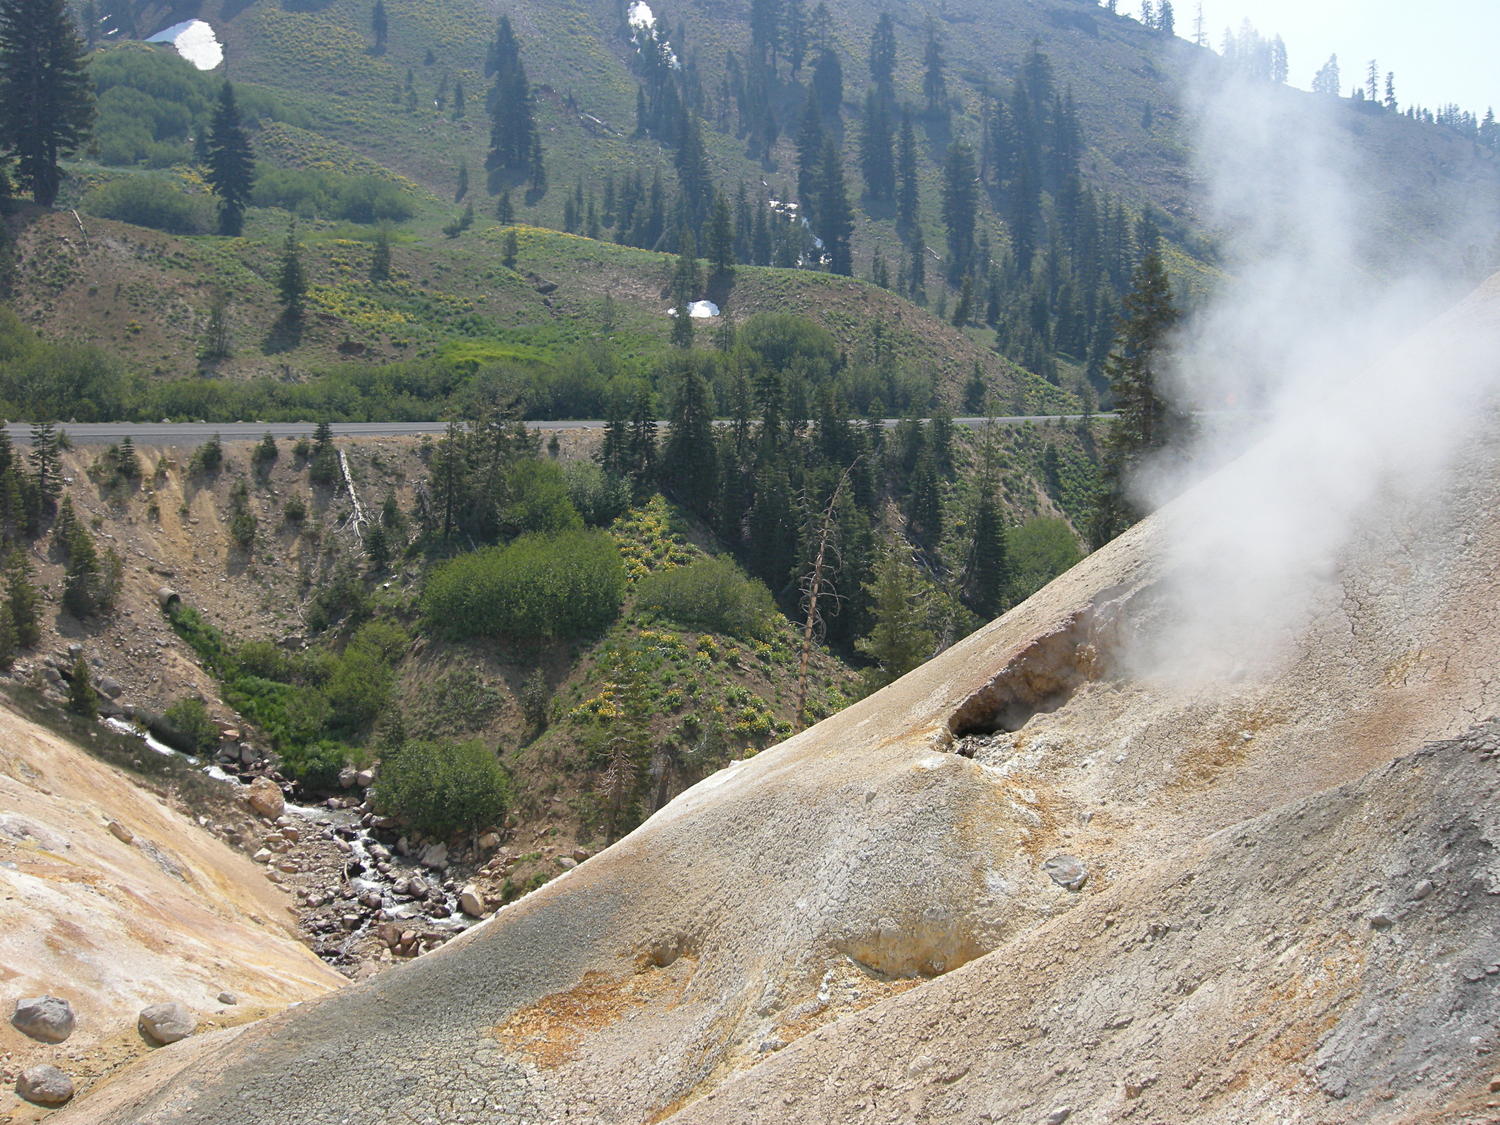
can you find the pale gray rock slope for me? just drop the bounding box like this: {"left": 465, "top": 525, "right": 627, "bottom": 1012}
{"left": 62, "top": 282, "right": 1500, "bottom": 1124}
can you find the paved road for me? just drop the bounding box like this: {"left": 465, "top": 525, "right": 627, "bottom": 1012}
{"left": 2, "top": 415, "right": 1107, "bottom": 447}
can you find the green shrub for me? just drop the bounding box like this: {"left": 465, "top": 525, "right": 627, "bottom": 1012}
{"left": 374, "top": 738, "right": 511, "bottom": 837}
{"left": 252, "top": 167, "right": 413, "bottom": 224}
{"left": 423, "top": 529, "right": 624, "bottom": 641}
{"left": 634, "top": 556, "right": 775, "bottom": 639}
{"left": 83, "top": 175, "right": 213, "bottom": 234}
{"left": 163, "top": 697, "right": 219, "bottom": 755}
{"left": 502, "top": 459, "right": 581, "bottom": 537}
{"left": 277, "top": 739, "right": 350, "bottom": 791}
{"left": 563, "top": 461, "right": 630, "bottom": 526}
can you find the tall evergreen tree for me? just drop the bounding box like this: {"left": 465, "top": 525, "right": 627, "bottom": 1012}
{"left": 921, "top": 17, "right": 947, "bottom": 118}
{"left": 0, "top": 0, "right": 93, "bottom": 206}
{"left": 896, "top": 110, "right": 919, "bottom": 228}
{"left": 485, "top": 16, "right": 541, "bottom": 182}
{"left": 659, "top": 360, "right": 718, "bottom": 516}
{"left": 1092, "top": 250, "right": 1179, "bottom": 545}
{"left": 810, "top": 46, "right": 842, "bottom": 119}
{"left": 278, "top": 224, "right": 306, "bottom": 321}
{"left": 856, "top": 548, "right": 935, "bottom": 688}
{"left": 371, "top": 0, "right": 387, "bottom": 53}
{"left": 205, "top": 82, "right": 255, "bottom": 236}
{"left": 815, "top": 135, "right": 854, "bottom": 275}
{"left": 859, "top": 89, "right": 894, "bottom": 199}
{"left": 940, "top": 139, "right": 978, "bottom": 282}
{"left": 867, "top": 12, "right": 896, "bottom": 99}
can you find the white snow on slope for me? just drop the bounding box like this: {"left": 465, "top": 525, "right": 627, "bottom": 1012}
{"left": 667, "top": 300, "right": 721, "bottom": 318}
{"left": 146, "top": 20, "right": 223, "bottom": 71}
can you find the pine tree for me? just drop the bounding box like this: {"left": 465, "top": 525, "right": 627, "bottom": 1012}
{"left": 485, "top": 16, "right": 540, "bottom": 182}
{"left": 205, "top": 82, "right": 255, "bottom": 236}
{"left": 371, "top": 0, "right": 387, "bottom": 53}
{"left": 0, "top": 0, "right": 94, "bottom": 206}
{"left": 856, "top": 549, "right": 935, "bottom": 689}
{"left": 815, "top": 136, "right": 854, "bottom": 275}
{"left": 1092, "top": 249, "right": 1179, "bottom": 545}
{"left": 868, "top": 12, "right": 896, "bottom": 99}
{"left": 66, "top": 653, "right": 96, "bottom": 715}
{"left": 811, "top": 46, "right": 842, "bottom": 119}
{"left": 5, "top": 549, "right": 39, "bottom": 648}
{"left": 896, "top": 110, "right": 919, "bottom": 229}
{"left": 859, "top": 89, "right": 894, "bottom": 200}
{"left": 659, "top": 360, "right": 718, "bottom": 517}
{"left": 921, "top": 17, "right": 947, "bottom": 118}
{"left": 940, "top": 139, "right": 978, "bottom": 282}
{"left": 707, "top": 195, "right": 734, "bottom": 276}
{"left": 370, "top": 225, "right": 392, "bottom": 281}
{"left": 277, "top": 224, "right": 306, "bottom": 321}
{"left": 28, "top": 421, "right": 59, "bottom": 509}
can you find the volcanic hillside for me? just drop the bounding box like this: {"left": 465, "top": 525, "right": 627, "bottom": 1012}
{"left": 45, "top": 278, "right": 1500, "bottom": 1123}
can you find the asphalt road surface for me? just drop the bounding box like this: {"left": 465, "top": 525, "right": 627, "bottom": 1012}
{"left": 3, "top": 416, "right": 1107, "bottom": 446}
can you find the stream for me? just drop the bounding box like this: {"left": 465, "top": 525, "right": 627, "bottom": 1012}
{"left": 102, "top": 716, "right": 470, "bottom": 966}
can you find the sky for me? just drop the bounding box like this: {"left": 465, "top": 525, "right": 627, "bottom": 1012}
{"left": 1181, "top": 1, "right": 1500, "bottom": 115}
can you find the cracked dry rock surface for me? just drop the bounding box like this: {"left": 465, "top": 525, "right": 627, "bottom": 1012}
{"left": 53, "top": 283, "right": 1500, "bottom": 1124}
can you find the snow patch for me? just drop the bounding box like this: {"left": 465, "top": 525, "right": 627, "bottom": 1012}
{"left": 146, "top": 19, "right": 223, "bottom": 71}
{"left": 667, "top": 300, "right": 720, "bottom": 319}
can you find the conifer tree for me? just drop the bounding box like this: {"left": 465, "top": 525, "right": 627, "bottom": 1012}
{"left": 660, "top": 360, "right": 718, "bottom": 517}
{"left": 896, "top": 110, "right": 919, "bottom": 229}
{"left": 277, "top": 224, "right": 306, "bottom": 321}
{"left": 67, "top": 652, "right": 96, "bottom": 716}
{"left": 921, "top": 17, "right": 947, "bottom": 118}
{"left": 707, "top": 196, "right": 735, "bottom": 276}
{"left": 868, "top": 12, "right": 896, "bottom": 99}
{"left": 28, "top": 421, "right": 59, "bottom": 510}
{"left": 371, "top": 0, "right": 387, "bottom": 54}
{"left": 5, "top": 549, "right": 39, "bottom": 648}
{"left": 205, "top": 81, "right": 255, "bottom": 236}
{"left": 0, "top": 0, "right": 93, "bottom": 206}
{"left": 485, "top": 16, "right": 541, "bottom": 183}
{"left": 859, "top": 89, "right": 894, "bottom": 200}
{"left": 940, "top": 139, "right": 978, "bottom": 281}
{"left": 370, "top": 225, "right": 392, "bottom": 281}
{"left": 856, "top": 548, "right": 935, "bottom": 688}
{"left": 815, "top": 136, "right": 854, "bottom": 275}
{"left": 1091, "top": 249, "right": 1179, "bottom": 546}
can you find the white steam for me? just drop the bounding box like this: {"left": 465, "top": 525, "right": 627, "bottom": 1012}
{"left": 1126, "top": 73, "right": 1500, "bottom": 683}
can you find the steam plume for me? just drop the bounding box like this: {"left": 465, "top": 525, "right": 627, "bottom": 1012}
{"left": 1125, "top": 73, "right": 1500, "bottom": 682}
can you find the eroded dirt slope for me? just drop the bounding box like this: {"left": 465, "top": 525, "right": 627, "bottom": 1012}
{"left": 0, "top": 703, "right": 344, "bottom": 1121}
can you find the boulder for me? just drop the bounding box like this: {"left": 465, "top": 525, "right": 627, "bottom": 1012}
{"left": 138, "top": 1002, "right": 198, "bottom": 1046}
{"left": 246, "top": 777, "right": 284, "bottom": 819}
{"left": 11, "top": 995, "right": 75, "bottom": 1043}
{"left": 106, "top": 819, "right": 134, "bottom": 844}
{"left": 418, "top": 842, "right": 448, "bottom": 870}
{"left": 459, "top": 886, "right": 485, "bottom": 918}
{"left": 355, "top": 769, "right": 376, "bottom": 788}
{"left": 217, "top": 992, "right": 239, "bottom": 1006}
{"left": 16, "top": 1064, "right": 74, "bottom": 1107}
{"left": 1042, "top": 855, "right": 1089, "bottom": 891}
{"left": 477, "top": 832, "right": 501, "bottom": 852}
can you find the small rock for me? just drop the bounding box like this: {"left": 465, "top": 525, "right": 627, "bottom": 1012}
{"left": 217, "top": 992, "right": 238, "bottom": 1005}
{"left": 1042, "top": 855, "right": 1089, "bottom": 891}
{"left": 11, "top": 995, "right": 75, "bottom": 1043}
{"left": 570, "top": 847, "right": 590, "bottom": 863}
{"left": 477, "top": 832, "right": 501, "bottom": 851}
{"left": 338, "top": 766, "right": 357, "bottom": 789}
{"left": 138, "top": 1002, "right": 198, "bottom": 1046}
{"left": 355, "top": 769, "right": 375, "bottom": 787}
{"left": 252, "top": 848, "right": 272, "bottom": 864}
{"left": 245, "top": 777, "right": 284, "bottom": 820}
{"left": 1412, "top": 880, "right": 1435, "bottom": 901}
{"left": 459, "top": 885, "right": 485, "bottom": 918}
{"left": 1369, "top": 911, "right": 1397, "bottom": 930}
{"left": 556, "top": 856, "right": 578, "bottom": 870}
{"left": 1045, "top": 1109, "right": 1073, "bottom": 1125}
{"left": 407, "top": 876, "right": 430, "bottom": 900}
{"left": 106, "top": 819, "right": 134, "bottom": 844}
{"left": 16, "top": 1064, "right": 74, "bottom": 1107}
{"left": 1489, "top": 1075, "right": 1500, "bottom": 1093}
